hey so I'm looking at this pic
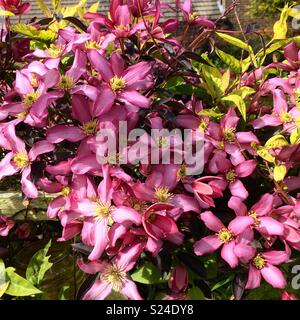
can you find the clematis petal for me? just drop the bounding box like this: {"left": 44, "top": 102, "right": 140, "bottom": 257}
{"left": 261, "top": 263, "right": 287, "bottom": 289}
{"left": 193, "top": 235, "right": 222, "bottom": 256}
{"left": 245, "top": 265, "right": 261, "bottom": 289}
{"left": 200, "top": 211, "right": 225, "bottom": 232}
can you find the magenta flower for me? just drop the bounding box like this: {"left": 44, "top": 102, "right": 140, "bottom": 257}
{"left": 75, "top": 165, "right": 141, "bottom": 260}
{"left": 84, "top": 0, "right": 143, "bottom": 38}
{"left": 189, "top": 176, "right": 226, "bottom": 208}
{"left": 0, "top": 124, "right": 54, "bottom": 198}
{"left": 0, "top": 66, "right": 63, "bottom": 127}
{"left": 246, "top": 249, "right": 289, "bottom": 289}
{"left": 0, "top": 215, "right": 14, "bottom": 236}
{"left": 208, "top": 108, "right": 259, "bottom": 165}
{"left": 176, "top": 0, "right": 215, "bottom": 28}
{"left": 169, "top": 265, "right": 188, "bottom": 294}
{"left": 228, "top": 193, "right": 285, "bottom": 236}
{"left": 209, "top": 151, "right": 256, "bottom": 200}
{"left": 78, "top": 242, "right": 144, "bottom": 300}
{"left": 88, "top": 51, "right": 152, "bottom": 114}
{"left": 252, "top": 89, "right": 300, "bottom": 132}
{"left": 194, "top": 211, "right": 253, "bottom": 268}
{"left": 0, "top": 0, "right": 30, "bottom": 15}
{"left": 142, "top": 203, "right": 183, "bottom": 245}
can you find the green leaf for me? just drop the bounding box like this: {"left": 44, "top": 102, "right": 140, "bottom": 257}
{"left": 221, "top": 94, "right": 246, "bottom": 121}
{"left": 216, "top": 32, "right": 252, "bottom": 52}
{"left": 211, "top": 274, "right": 234, "bottom": 291}
{"left": 264, "top": 135, "right": 289, "bottom": 149}
{"left": 58, "top": 285, "right": 70, "bottom": 300}
{"left": 5, "top": 268, "right": 42, "bottom": 297}
{"left": 131, "top": 262, "right": 164, "bottom": 284}
{"left": 0, "top": 259, "right": 9, "bottom": 298}
{"left": 231, "top": 86, "right": 256, "bottom": 99}
{"left": 273, "top": 5, "right": 291, "bottom": 40}
{"left": 274, "top": 165, "right": 287, "bottom": 182}
{"left": 245, "top": 282, "right": 281, "bottom": 300}
{"left": 256, "top": 147, "right": 275, "bottom": 163}
{"left": 0, "top": 281, "right": 9, "bottom": 298}
{"left": 188, "top": 286, "right": 205, "bottom": 300}
{"left": 215, "top": 48, "right": 241, "bottom": 73}
{"left": 26, "top": 240, "right": 53, "bottom": 286}
{"left": 198, "top": 107, "right": 224, "bottom": 120}
{"left": 290, "top": 128, "right": 300, "bottom": 144}
{"left": 35, "top": 0, "right": 52, "bottom": 17}
{"left": 201, "top": 64, "right": 224, "bottom": 98}
{"left": 11, "top": 23, "right": 57, "bottom": 43}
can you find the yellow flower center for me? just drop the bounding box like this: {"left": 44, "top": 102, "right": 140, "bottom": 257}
{"left": 101, "top": 263, "right": 126, "bottom": 291}
{"left": 189, "top": 12, "right": 198, "bottom": 21}
{"left": 252, "top": 254, "right": 266, "bottom": 269}
{"left": 107, "top": 152, "right": 120, "bottom": 165}
{"left": 94, "top": 201, "right": 111, "bottom": 220}
{"left": 223, "top": 128, "right": 235, "bottom": 142}
{"left": 16, "top": 111, "right": 28, "bottom": 119}
{"left": 46, "top": 44, "right": 63, "bottom": 58}
{"left": 225, "top": 169, "right": 236, "bottom": 183}
{"left": 125, "top": 197, "right": 147, "bottom": 213}
{"left": 116, "top": 24, "right": 126, "bottom": 30}
{"left": 177, "top": 165, "right": 186, "bottom": 178}
{"left": 294, "top": 89, "right": 300, "bottom": 108}
{"left": 198, "top": 119, "right": 208, "bottom": 132}
{"left": 154, "top": 186, "right": 173, "bottom": 203}
{"left": 147, "top": 211, "right": 157, "bottom": 222}
{"left": 22, "top": 92, "right": 40, "bottom": 108}
{"left": 58, "top": 75, "right": 74, "bottom": 90}
{"left": 217, "top": 228, "right": 233, "bottom": 244}
{"left": 248, "top": 210, "right": 260, "bottom": 226}
{"left": 156, "top": 136, "right": 169, "bottom": 148}
{"left": 110, "top": 76, "right": 126, "bottom": 92}
{"left": 85, "top": 41, "right": 100, "bottom": 50}
{"left": 82, "top": 119, "right": 99, "bottom": 136}
{"left": 13, "top": 152, "right": 29, "bottom": 169}
{"left": 280, "top": 112, "right": 292, "bottom": 123}
{"left": 61, "top": 186, "right": 71, "bottom": 197}
{"left": 30, "top": 75, "right": 39, "bottom": 88}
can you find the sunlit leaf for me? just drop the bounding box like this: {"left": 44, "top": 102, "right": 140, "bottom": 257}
{"left": 26, "top": 240, "right": 53, "bottom": 286}
{"left": 273, "top": 5, "right": 291, "bottom": 40}
{"left": 5, "top": 268, "right": 42, "bottom": 297}
{"left": 131, "top": 262, "right": 164, "bottom": 284}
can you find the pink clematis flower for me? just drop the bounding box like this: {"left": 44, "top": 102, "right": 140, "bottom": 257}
{"left": 228, "top": 193, "right": 285, "bottom": 237}
{"left": 208, "top": 151, "right": 256, "bottom": 200}
{"left": 169, "top": 264, "right": 188, "bottom": 293}
{"left": 0, "top": 215, "right": 15, "bottom": 236}
{"left": 142, "top": 203, "right": 183, "bottom": 246}
{"left": 0, "top": 0, "right": 30, "bottom": 15}
{"left": 0, "top": 65, "right": 63, "bottom": 127}
{"left": 84, "top": 0, "right": 144, "bottom": 38}
{"left": 0, "top": 124, "right": 54, "bottom": 198}
{"left": 188, "top": 176, "right": 227, "bottom": 208}
{"left": 176, "top": 0, "right": 215, "bottom": 28}
{"left": 88, "top": 51, "right": 153, "bottom": 115}
{"left": 245, "top": 248, "right": 290, "bottom": 289}
{"left": 78, "top": 242, "right": 145, "bottom": 300}
{"left": 193, "top": 211, "right": 253, "bottom": 268}
{"left": 207, "top": 108, "right": 259, "bottom": 165}
{"left": 75, "top": 165, "right": 141, "bottom": 260}
{"left": 251, "top": 89, "right": 300, "bottom": 132}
